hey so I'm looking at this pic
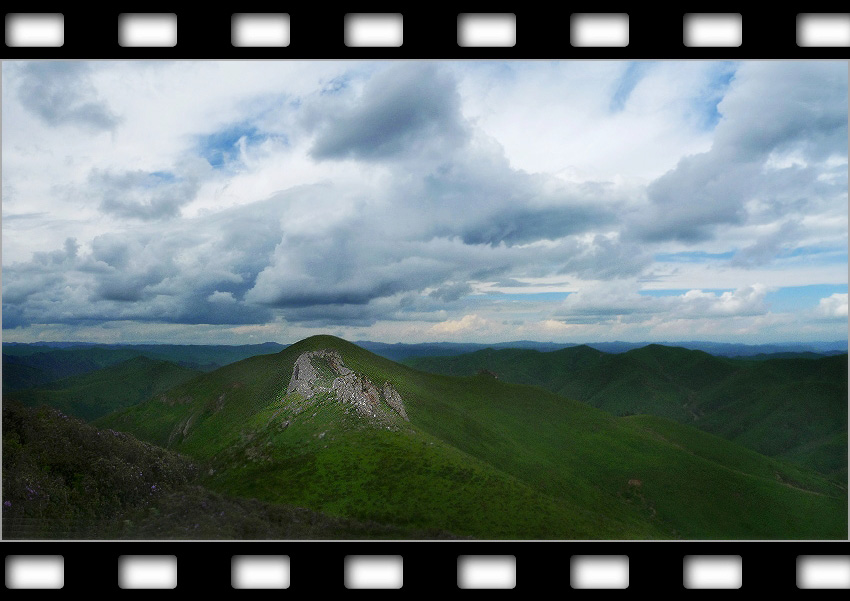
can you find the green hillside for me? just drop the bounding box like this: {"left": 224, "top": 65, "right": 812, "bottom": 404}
{"left": 2, "top": 342, "right": 286, "bottom": 393}
{"left": 406, "top": 345, "right": 848, "bottom": 477}
{"left": 97, "top": 335, "right": 847, "bottom": 540}
{"left": 2, "top": 348, "right": 143, "bottom": 391}
{"left": 2, "top": 402, "right": 454, "bottom": 539}
{"left": 7, "top": 357, "right": 201, "bottom": 421}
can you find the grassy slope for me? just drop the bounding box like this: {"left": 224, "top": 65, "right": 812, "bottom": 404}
{"left": 406, "top": 345, "right": 848, "bottom": 477}
{"left": 1, "top": 343, "right": 286, "bottom": 393}
{"left": 2, "top": 348, "right": 144, "bottom": 391}
{"left": 7, "top": 357, "right": 202, "bottom": 421}
{"left": 98, "top": 336, "right": 847, "bottom": 540}
{"left": 2, "top": 402, "right": 454, "bottom": 540}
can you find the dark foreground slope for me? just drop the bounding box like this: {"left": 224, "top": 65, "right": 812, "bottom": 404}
{"left": 7, "top": 356, "right": 201, "bottom": 421}
{"left": 96, "top": 336, "right": 847, "bottom": 540}
{"left": 406, "top": 345, "right": 848, "bottom": 477}
{"left": 1, "top": 402, "right": 458, "bottom": 539}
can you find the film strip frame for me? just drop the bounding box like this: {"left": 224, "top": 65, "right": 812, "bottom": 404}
{"left": 2, "top": 5, "right": 849, "bottom": 592}
{"left": 1, "top": 8, "right": 850, "bottom": 58}
{"left": 5, "top": 541, "right": 848, "bottom": 592}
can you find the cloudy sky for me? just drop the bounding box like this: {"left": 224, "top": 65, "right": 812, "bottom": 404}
{"left": 2, "top": 60, "right": 847, "bottom": 345}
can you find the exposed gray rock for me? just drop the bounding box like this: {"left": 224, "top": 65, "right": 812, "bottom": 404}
{"left": 333, "top": 372, "right": 382, "bottom": 420}
{"left": 286, "top": 349, "right": 410, "bottom": 426}
{"left": 286, "top": 351, "right": 323, "bottom": 398}
{"left": 382, "top": 382, "right": 409, "bottom": 421}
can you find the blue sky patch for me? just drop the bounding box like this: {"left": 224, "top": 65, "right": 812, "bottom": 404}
{"left": 766, "top": 284, "right": 848, "bottom": 312}
{"left": 692, "top": 62, "right": 737, "bottom": 130}
{"left": 198, "top": 123, "right": 267, "bottom": 169}
{"left": 654, "top": 250, "right": 735, "bottom": 263}
{"left": 610, "top": 62, "right": 653, "bottom": 113}
{"left": 479, "top": 292, "right": 572, "bottom": 302}
{"left": 778, "top": 247, "right": 848, "bottom": 264}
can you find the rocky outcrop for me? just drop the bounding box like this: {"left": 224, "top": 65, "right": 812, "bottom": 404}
{"left": 285, "top": 350, "right": 409, "bottom": 425}
{"left": 333, "top": 373, "right": 382, "bottom": 419}
{"left": 382, "top": 382, "right": 409, "bottom": 421}
{"left": 286, "top": 349, "right": 355, "bottom": 399}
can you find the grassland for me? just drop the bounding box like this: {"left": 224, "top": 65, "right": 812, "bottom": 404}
{"left": 6, "top": 356, "right": 201, "bottom": 421}
{"left": 2, "top": 401, "right": 459, "bottom": 539}
{"left": 406, "top": 344, "right": 848, "bottom": 478}
{"left": 96, "top": 335, "right": 847, "bottom": 540}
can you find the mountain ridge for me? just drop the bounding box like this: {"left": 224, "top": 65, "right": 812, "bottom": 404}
{"left": 94, "top": 335, "right": 847, "bottom": 540}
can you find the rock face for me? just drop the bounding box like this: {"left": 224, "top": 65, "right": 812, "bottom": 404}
{"left": 286, "top": 350, "right": 409, "bottom": 426}
{"left": 382, "top": 382, "right": 409, "bottom": 421}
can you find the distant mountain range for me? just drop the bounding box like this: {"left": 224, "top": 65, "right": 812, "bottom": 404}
{"left": 358, "top": 339, "right": 849, "bottom": 360}
{"left": 6, "top": 338, "right": 846, "bottom": 358}
{"left": 2, "top": 343, "right": 287, "bottom": 392}
{"left": 4, "top": 338, "right": 845, "bottom": 393}
{"left": 8, "top": 356, "right": 201, "bottom": 421}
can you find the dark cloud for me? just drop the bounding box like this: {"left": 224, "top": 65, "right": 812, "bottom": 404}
{"left": 632, "top": 155, "right": 757, "bottom": 243}
{"left": 2, "top": 212, "right": 49, "bottom": 221}
{"left": 90, "top": 166, "right": 206, "bottom": 221}
{"left": 14, "top": 62, "right": 119, "bottom": 132}
{"left": 1, "top": 200, "right": 284, "bottom": 328}
{"left": 92, "top": 263, "right": 175, "bottom": 303}
{"left": 310, "top": 63, "right": 468, "bottom": 161}
{"left": 2, "top": 273, "right": 65, "bottom": 305}
{"left": 491, "top": 278, "right": 536, "bottom": 288}
{"left": 729, "top": 221, "right": 801, "bottom": 268}
{"left": 429, "top": 282, "right": 472, "bottom": 303}
{"left": 557, "top": 235, "right": 652, "bottom": 280}
{"left": 460, "top": 205, "right": 616, "bottom": 246}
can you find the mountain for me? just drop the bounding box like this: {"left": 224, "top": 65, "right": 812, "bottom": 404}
{"left": 96, "top": 335, "right": 847, "bottom": 540}
{"left": 2, "top": 348, "right": 143, "bottom": 391}
{"left": 4, "top": 340, "right": 843, "bottom": 391}
{"left": 2, "top": 342, "right": 287, "bottom": 392}
{"left": 355, "top": 340, "right": 848, "bottom": 361}
{"left": 405, "top": 345, "right": 849, "bottom": 477}
{"left": 355, "top": 340, "right": 573, "bottom": 362}
{"left": 6, "top": 356, "right": 202, "bottom": 421}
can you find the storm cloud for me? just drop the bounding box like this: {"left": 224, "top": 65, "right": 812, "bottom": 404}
{"left": 310, "top": 63, "right": 468, "bottom": 161}
{"left": 90, "top": 162, "right": 209, "bottom": 221}
{"left": 13, "top": 62, "right": 120, "bottom": 132}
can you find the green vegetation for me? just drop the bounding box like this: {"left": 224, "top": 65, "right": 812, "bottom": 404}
{"left": 1, "top": 401, "right": 459, "bottom": 540}
{"left": 95, "top": 335, "right": 847, "bottom": 540}
{"left": 406, "top": 345, "right": 848, "bottom": 478}
{"left": 3, "top": 400, "right": 196, "bottom": 538}
{"left": 2, "top": 342, "right": 286, "bottom": 392}
{"left": 7, "top": 357, "right": 201, "bottom": 421}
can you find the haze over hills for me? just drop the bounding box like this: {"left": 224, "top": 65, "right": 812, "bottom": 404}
{"left": 405, "top": 345, "right": 849, "bottom": 478}
{"left": 90, "top": 335, "right": 847, "bottom": 540}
